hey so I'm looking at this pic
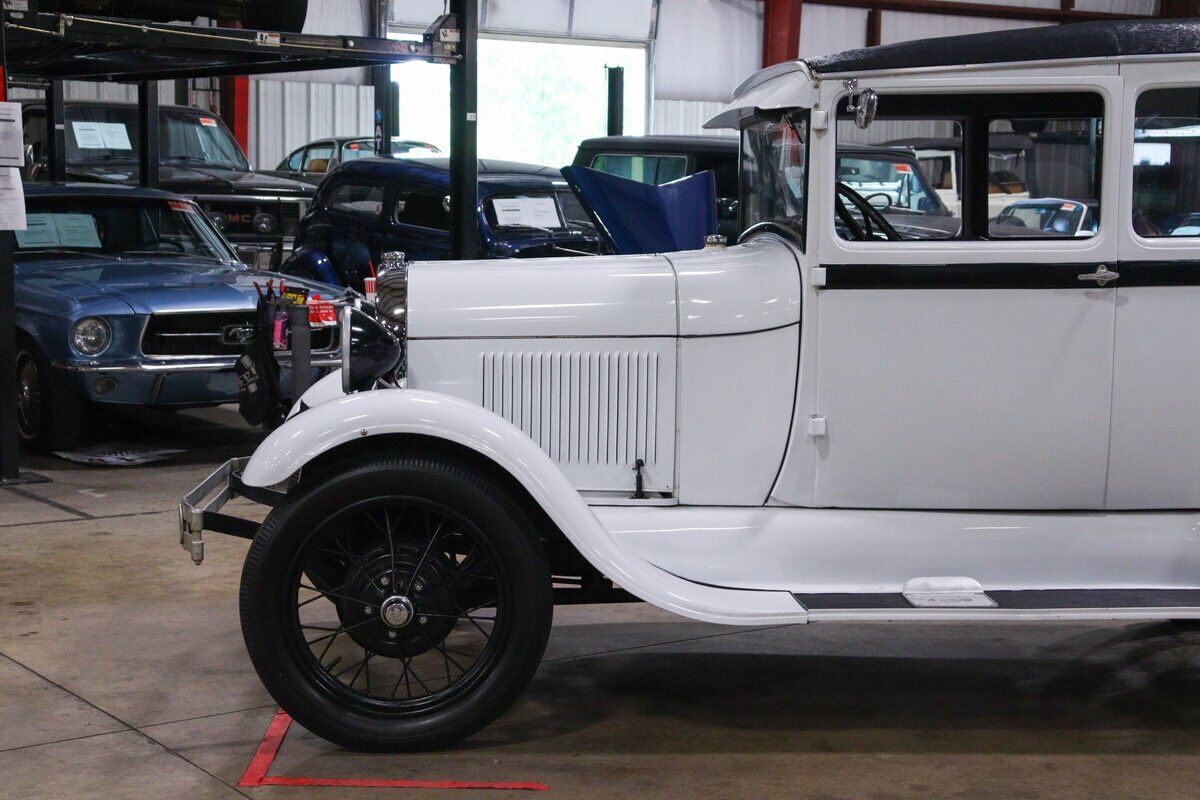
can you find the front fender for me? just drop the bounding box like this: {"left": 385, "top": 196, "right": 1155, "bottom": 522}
{"left": 241, "top": 388, "right": 803, "bottom": 625}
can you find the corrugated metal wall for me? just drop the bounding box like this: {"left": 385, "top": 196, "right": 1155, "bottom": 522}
{"left": 249, "top": 81, "right": 375, "bottom": 170}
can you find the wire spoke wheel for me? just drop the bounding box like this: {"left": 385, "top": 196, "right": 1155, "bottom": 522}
{"left": 288, "top": 498, "right": 510, "bottom": 713}
{"left": 15, "top": 350, "right": 43, "bottom": 440}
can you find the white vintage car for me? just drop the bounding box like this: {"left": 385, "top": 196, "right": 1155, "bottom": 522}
{"left": 180, "top": 20, "right": 1200, "bottom": 751}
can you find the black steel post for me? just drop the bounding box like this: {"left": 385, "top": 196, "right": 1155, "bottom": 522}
{"left": 174, "top": 79, "right": 189, "bottom": 106}
{"left": 448, "top": 0, "right": 478, "bottom": 260}
{"left": 606, "top": 66, "right": 624, "bottom": 136}
{"left": 46, "top": 80, "right": 66, "bottom": 183}
{"left": 138, "top": 81, "right": 160, "bottom": 188}
{"left": 371, "top": 0, "right": 394, "bottom": 156}
{"left": 0, "top": 229, "right": 17, "bottom": 482}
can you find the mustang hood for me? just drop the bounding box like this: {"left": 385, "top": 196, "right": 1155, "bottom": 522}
{"left": 21, "top": 259, "right": 347, "bottom": 315}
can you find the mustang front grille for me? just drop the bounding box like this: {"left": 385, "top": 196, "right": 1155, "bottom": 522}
{"left": 142, "top": 312, "right": 336, "bottom": 357}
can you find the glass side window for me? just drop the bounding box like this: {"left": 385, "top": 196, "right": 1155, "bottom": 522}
{"left": 328, "top": 183, "right": 384, "bottom": 219}
{"left": 304, "top": 143, "right": 335, "bottom": 172}
{"left": 1133, "top": 87, "right": 1200, "bottom": 237}
{"left": 283, "top": 148, "right": 304, "bottom": 171}
{"left": 590, "top": 153, "right": 688, "bottom": 185}
{"left": 988, "top": 116, "right": 1102, "bottom": 239}
{"left": 837, "top": 118, "right": 963, "bottom": 240}
{"left": 394, "top": 190, "right": 450, "bottom": 231}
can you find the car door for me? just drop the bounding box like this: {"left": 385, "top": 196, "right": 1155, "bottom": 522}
{"left": 392, "top": 187, "right": 452, "bottom": 261}
{"left": 1107, "top": 66, "right": 1200, "bottom": 508}
{"left": 775, "top": 79, "right": 1121, "bottom": 511}
{"left": 312, "top": 179, "right": 388, "bottom": 289}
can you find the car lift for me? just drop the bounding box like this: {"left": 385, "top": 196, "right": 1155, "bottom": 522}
{"left": 0, "top": 2, "right": 480, "bottom": 483}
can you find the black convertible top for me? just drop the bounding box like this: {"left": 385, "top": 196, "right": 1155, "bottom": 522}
{"left": 806, "top": 19, "right": 1200, "bottom": 75}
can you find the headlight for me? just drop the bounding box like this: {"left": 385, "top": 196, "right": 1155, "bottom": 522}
{"left": 253, "top": 212, "right": 277, "bottom": 235}
{"left": 374, "top": 251, "right": 409, "bottom": 338}
{"left": 341, "top": 306, "right": 403, "bottom": 394}
{"left": 72, "top": 317, "right": 111, "bottom": 356}
{"left": 208, "top": 211, "right": 228, "bottom": 231}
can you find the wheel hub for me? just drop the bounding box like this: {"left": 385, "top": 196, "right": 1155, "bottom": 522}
{"left": 380, "top": 595, "right": 415, "bottom": 629}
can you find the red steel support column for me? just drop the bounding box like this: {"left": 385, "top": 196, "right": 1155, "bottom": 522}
{"left": 219, "top": 75, "right": 251, "bottom": 157}
{"left": 866, "top": 6, "right": 882, "bottom": 46}
{"left": 0, "top": 68, "right": 7, "bottom": 102}
{"left": 763, "top": 0, "right": 803, "bottom": 67}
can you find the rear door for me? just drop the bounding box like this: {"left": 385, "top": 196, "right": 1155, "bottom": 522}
{"left": 1107, "top": 65, "right": 1200, "bottom": 508}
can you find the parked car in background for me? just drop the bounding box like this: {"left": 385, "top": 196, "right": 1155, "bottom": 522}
{"left": 991, "top": 198, "right": 1097, "bottom": 237}
{"left": 575, "top": 135, "right": 957, "bottom": 241}
{"left": 41, "top": 0, "right": 308, "bottom": 32}
{"left": 266, "top": 137, "right": 443, "bottom": 186}
{"left": 14, "top": 184, "right": 348, "bottom": 452}
{"left": 22, "top": 101, "right": 315, "bottom": 268}
{"left": 282, "top": 157, "right": 605, "bottom": 291}
{"left": 573, "top": 135, "right": 741, "bottom": 240}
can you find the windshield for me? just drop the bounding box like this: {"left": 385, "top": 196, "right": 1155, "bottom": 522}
{"left": 341, "top": 139, "right": 443, "bottom": 162}
{"left": 993, "top": 201, "right": 1085, "bottom": 236}
{"left": 65, "top": 106, "right": 250, "bottom": 171}
{"left": 740, "top": 112, "right": 808, "bottom": 244}
{"left": 837, "top": 153, "right": 947, "bottom": 214}
{"left": 15, "top": 197, "right": 239, "bottom": 261}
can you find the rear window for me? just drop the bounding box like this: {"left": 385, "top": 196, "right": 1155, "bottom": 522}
{"left": 328, "top": 183, "right": 384, "bottom": 219}
{"left": 590, "top": 153, "right": 688, "bottom": 185}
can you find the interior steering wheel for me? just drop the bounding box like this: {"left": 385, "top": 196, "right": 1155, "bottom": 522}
{"left": 836, "top": 182, "right": 902, "bottom": 242}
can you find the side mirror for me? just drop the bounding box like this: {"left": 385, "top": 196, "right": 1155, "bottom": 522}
{"left": 24, "top": 144, "right": 34, "bottom": 167}
{"left": 866, "top": 192, "right": 892, "bottom": 210}
{"left": 853, "top": 89, "right": 879, "bottom": 130}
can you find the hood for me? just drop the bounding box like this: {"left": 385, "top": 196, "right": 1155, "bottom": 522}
{"left": 561, "top": 166, "right": 717, "bottom": 255}
{"left": 67, "top": 164, "right": 314, "bottom": 197}
{"left": 18, "top": 257, "right": 347, "bottom": 315}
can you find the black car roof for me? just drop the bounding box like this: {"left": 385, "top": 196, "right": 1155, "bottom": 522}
{"left": 21, "top": 100, "right": 212, "bottom": 114}
{"left": 577, "top": 135, "right": 738, "bottom": 154}
{"left": 806, "top": 20, "right": 1200, "bottom": 75}
{"left": 23, "top": 182, "right": 186, "bottom": 201}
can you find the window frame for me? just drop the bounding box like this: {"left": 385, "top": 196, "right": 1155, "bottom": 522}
{"left": 325, "top": 180, "right": 386, "bottom": 221}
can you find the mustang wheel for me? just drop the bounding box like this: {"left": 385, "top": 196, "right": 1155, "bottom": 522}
{"left": 239, "top": 456, "right": 553, "bottom": 751}
{"left": 15, "top": 338, "right": 85, "bottom": 453}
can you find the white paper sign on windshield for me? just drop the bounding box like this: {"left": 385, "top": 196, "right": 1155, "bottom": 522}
{"left": 0, "top": 169, "right": 26, "bottom": 231}
{"left": 0, "top": 103, "right": 25, "bottom": 168}
{"left": 72, "top": 121, "right": 106, "bottom": 149}
{"left": 55, "top": 214, "right": 103, "bottom": 248}
{"left": 16, "top": 213, "right": 57, "bottom": 247}
{"left": 492, "top": 196, "right": 563, "bottom": 228}
{"left": 97, "top": 123, "right": 133, "bottom": 150}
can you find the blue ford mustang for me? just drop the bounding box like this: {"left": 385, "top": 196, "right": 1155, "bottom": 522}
{"left": 14, "top": 184, "right": 350, "bottom": 452}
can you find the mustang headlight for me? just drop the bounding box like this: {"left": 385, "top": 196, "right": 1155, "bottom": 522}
{"left": 72, "top": 317, "right": 111, "bottom": 356}
{"left": 341, "top": 306, "right": 403, "bottom": 394}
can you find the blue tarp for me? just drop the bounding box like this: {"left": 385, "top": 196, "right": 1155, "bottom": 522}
{"left": 561, "top": 166, "right": 717, "bottom": 255}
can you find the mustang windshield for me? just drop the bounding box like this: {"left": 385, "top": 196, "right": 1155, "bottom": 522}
{"left": 15, "top": 197, "right": 239, "bottom": 262}
{"left": 740, "top": 112, "right": 808, "bottom": 245}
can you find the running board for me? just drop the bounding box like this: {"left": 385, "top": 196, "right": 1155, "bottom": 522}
{"left": 795, "top": 588, "right": 1200, "bottom": 619}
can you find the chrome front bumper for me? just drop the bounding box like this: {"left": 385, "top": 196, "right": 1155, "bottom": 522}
{"left": 179, "top": 457, "right": 271, "bottom": 564}
{"left": 56, "top": 356, "right": 341, "bottom": 374}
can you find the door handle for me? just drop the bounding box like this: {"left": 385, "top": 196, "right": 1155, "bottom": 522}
{"left": 1077, "top": 265, "right": 1119, "bottom": 286}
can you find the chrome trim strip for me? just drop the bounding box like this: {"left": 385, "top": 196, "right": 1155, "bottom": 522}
{"left": 53, "top": 356, "right": 341, "bottom": 374}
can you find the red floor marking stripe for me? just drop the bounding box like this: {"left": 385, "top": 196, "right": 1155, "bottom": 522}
{"left": 238, "top": 708, "right": 550, "bottom": 791}
{"left": 238, "top": 709, "right": 294, "bottom": 787}
{"left": 260, "top": 777, "right": 550, "bottom": 790}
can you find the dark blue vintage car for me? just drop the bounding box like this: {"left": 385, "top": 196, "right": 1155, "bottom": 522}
{"left": 14, "top": 184, "right": 349, "bottom": 452}
{"left": 282, "top": 157, "right": 606, "bottom": 291}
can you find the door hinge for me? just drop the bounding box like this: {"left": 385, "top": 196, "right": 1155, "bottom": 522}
{"left": 810, "top": 267, "right": 827, "bottom": 288}
{"left": 808, "top": 416, "right": 827, "bottom": 438}
{"left": 632, "top": 458, "right": 647, "bottom": 499}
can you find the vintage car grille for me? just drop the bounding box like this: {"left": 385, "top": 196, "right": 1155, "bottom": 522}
{"left": 199, "top": 198, "right": 308, "bottom": 242}
{"left": 480, "top": 350, "right": 662, "bottom": 466}
{"left": 141, "top": 312, "right": 336, "bottom": 357}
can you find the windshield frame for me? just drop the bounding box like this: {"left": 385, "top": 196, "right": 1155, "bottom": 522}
{"left": 738, "top": 109, "right": 810, "bottom": 251}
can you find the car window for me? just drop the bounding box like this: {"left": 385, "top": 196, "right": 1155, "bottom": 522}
{"left": 341, "top": 140, "right": 377, "bottom": 161}
{"left": 590, "top": 153, "right": 688, "bottom": 185}
{"left": 1133, "top": 87, "right": 1200, "bottom": 237}
{"left": 328, "top": 183, "right": 384, "bottom": 219}
{"left": 282, "top": 148, "right": 304, "bottom": 171}
{"left": 304, "top": 143, "right": 335, "bottom": 173}
{"left": 987, "top": 114, "right": 1102, "bottom": 239}
{"left": 693, "top": 151, "right": 739, "bottom": 198}
{"left": 837, "top": 91, "right": 1103, "bottom": 242}
{"left": 394, "top": 190, "right": 449, "bottom": 230}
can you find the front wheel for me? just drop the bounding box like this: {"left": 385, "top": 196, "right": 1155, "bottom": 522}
{"left": 239, "top": 455, "right": 553, "bottom": 751}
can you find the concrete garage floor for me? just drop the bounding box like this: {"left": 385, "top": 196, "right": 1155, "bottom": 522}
{"left": 3, "top": 407, "right": 1200, "bottom": 799}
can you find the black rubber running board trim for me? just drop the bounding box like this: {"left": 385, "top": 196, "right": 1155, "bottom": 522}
{"left": 794, "top": 589, "right": 1200, "bottom": 611}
